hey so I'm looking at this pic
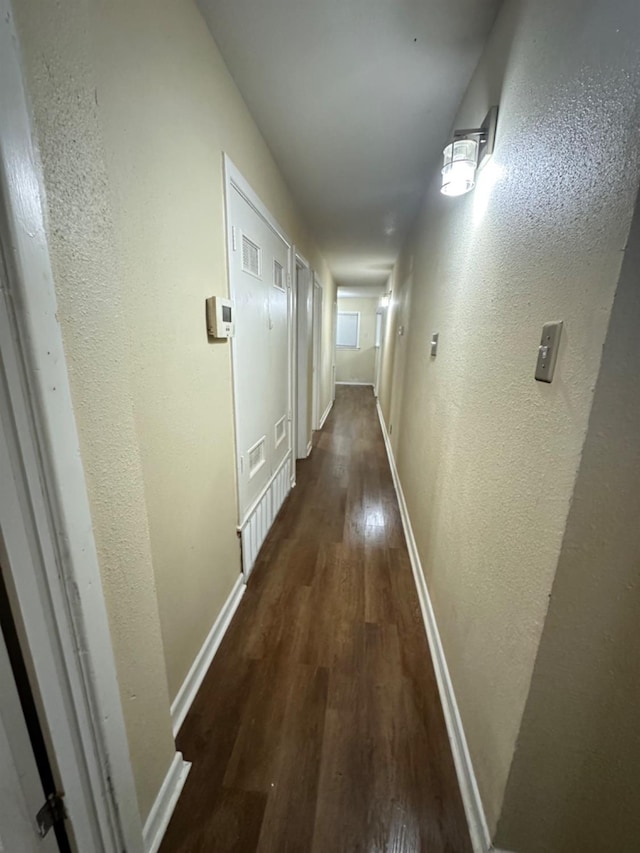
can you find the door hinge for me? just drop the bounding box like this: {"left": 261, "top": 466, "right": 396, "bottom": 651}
{"left": 36, "top": 792, "right": 66, "bottom": 838}
{"left": 231, "top": 226, "right": 237, "bottom": 251}
{"left": 287, "top": 410, "right": 292, "bottom": 422}
{"left": 240, "top": 455, "right": 244, "bottom": 474}
{"left": 286, "top": 273, "right": 291, "bottom": 289}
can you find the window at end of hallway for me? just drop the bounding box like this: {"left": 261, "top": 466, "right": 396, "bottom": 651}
{"left": 337, "top": 311, "right": 360, "bottom": 349}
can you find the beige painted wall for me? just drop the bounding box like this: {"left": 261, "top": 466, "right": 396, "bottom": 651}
{"left": 336, "top": 296, "right": 378, "bottom": 384}
{"left": 377, "top": 0, "right": 640, "bottom": 837}
{"left": 496, "top": 197, "right": 640, "bottom": 853}
{"left": 377, "top": 269, "right": 414, "bottom": 443}
{"left": 14, "top": 0, "right": 335, "bottom": 821}
{"left": 321, "top": 289, "right": 337, "bottom": 418}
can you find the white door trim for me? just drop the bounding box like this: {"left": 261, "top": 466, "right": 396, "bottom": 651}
{"left": 295, "top": 264, "right": 313, "bottom": 458}
{"left": 0, "top": 5, "right": 142, "bottom": 850}
{"left": 293, "top": 252, "right": 311, "bottom": 462}
{"left": 332, "top": 296, "right": 338, "bottom": 402}
{"left": 223, "top": 155, "right": 292, "bottom": 249}
{"left": 374, "top": 308, "right": 383, "bottom": 397}
{"left": 312, "top": 278, "right": 323, "bottom": 430}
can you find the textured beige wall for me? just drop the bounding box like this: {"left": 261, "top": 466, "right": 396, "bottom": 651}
{"left": 14, "top": 0, "right": 334, "bottom": 821}
{"left": 91, "top": 0, "right": 335, "bottom": 703}
{"left": 377, "top": 266, "right": 414, "bottom": 452}
{"left": 336, "top": 297, "right": 378, "bottom": 384}
{"left": 12, "top": 0, "right": 176, "bottom": 821}
{"left": 378, "top": 0, "right": 640, "bottom": 835}
{"left": 377, "top": 274, "right": 396, "bottom": 422}
{"left": 320, "top": 287, "right": 337, "bottom": 418}
{"left": 496, "top": 197, "right": 640, "bottom": 853}
{"left": 387, "top": 270, "right": 413, "bottom": 456}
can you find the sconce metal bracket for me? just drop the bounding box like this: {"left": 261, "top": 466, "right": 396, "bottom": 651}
{"left": 452, "top": 105, "right": 498, "bottom": 169}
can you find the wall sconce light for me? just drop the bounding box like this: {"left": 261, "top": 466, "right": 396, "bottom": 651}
{"left": 441, "top": 106, "right": 498, "bottom": 197}
{"left": 380, "top": 291, "right": 391, "bottom": 308}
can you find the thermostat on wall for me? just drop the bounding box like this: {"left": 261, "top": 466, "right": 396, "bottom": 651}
{"left": 206, "top": 296, "right": 235, "bottom": 338}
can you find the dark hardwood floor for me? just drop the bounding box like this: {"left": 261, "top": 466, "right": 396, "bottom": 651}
{"left": 159, "top": 385, "right": 471, "bottom": 853}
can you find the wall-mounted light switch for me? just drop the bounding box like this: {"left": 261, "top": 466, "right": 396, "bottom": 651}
{"left": 535, "top": 321, "right": 563, "bottom": 383}
{"left": 430, "top": 332, "right": 439, "bottom": 357}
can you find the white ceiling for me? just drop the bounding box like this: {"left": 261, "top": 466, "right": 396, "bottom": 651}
{"left": 199, "top": 0, "right": 500, "bottom": 288}
{"left": 338, "top": 285, "right": 385, "bottom": 299}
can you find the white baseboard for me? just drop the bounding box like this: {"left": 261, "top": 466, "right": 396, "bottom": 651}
{"left": 376, "top": 402, "right": 495, "bottom": 853}
{"left": 143, "top": 751, "right": 191, "bottom": 853}
{"left": 335, "top": 380, "right": 373, "bottom": 386}
{"left": 306, "top": 440, "right": 313, "bottom": 457}
{"left": 319, "top": 398, "right": 333, "bottom": 429}
{"left": 170, "top": 575, "right": 245, "bottom": 737}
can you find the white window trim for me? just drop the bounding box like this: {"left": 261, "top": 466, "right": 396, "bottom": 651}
{"left": 336, "top": 310, "right": 361, "bottom": 350}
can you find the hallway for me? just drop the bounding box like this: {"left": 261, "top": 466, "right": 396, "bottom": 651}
{"left": 160, "top": 386, "right": 470, "bottom": 853}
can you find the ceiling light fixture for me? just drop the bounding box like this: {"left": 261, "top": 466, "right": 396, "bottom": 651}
{"left": 441, "top": 106, "right": 499, "bottom": 197}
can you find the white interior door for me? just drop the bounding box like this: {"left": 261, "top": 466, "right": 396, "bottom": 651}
{"left": 332, "top": 297, "right": 337, "bottom": 402}
{"left": 312, "top": 281, "right": 323, "bottom": 429}
{"left": 374, "top": 309, "right": 383, "bottom": 397}
{"left": 228, "top": 185, "right": 291, "bottom": 521}
{"left": 0, "top": 621, "right": 58, "bottom": 853}
{"left": 296, "top": 266, "right": 312, "bottom": 457}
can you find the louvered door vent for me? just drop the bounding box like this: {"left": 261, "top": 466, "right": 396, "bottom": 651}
{"left": 248, "top": 437, "right": 266, "bottom": 478}
{"left": 242, "top": 234, "right": 261, "bottom": 277}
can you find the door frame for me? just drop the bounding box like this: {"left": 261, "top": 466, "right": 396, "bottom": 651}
{"left": 311, "top": 278, "right": 323, "bottom": 430}
{"left": 332, "top": 295, "right": 338, "bottom": 402}
{"left": 374, "top": 308, "right": 384, "bottom": 397}
{"left": 222, "top": 155, "right": 295, "bottom": 511}
{"left": 0, "top": 5, "right": 142, "bottom": 850}
{"left": 294, "top": 255, "right": 312, "bottom": 459}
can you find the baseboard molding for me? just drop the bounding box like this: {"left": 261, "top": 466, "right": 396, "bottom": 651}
{"left": 143, "top": 751, "right": 191, "bottom": 853}
{"left": 319, "top": 399, "right": 333, "bottom": 429}
{"left": 306, "top": 440, "right": 313, "bottom": 457}
{"left": 376, "top": 402, "right": 494, "bottom": 853}
{"left": 335, "top": 381, "right": 373, "bottom": 386}
{"left": 170, "top": 575, "right": 245, "bottom": 737}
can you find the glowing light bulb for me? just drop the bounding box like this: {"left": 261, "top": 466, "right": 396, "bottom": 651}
{"left": 441, "top": 138, "right": 478, "bottom": 197}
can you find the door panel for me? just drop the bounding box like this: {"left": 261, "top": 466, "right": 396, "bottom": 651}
{"left": 269, "top": 264, "right": 289, "bottom": 475}
{"left": 312, "top": 282, "right": 323, "bottom": 429}
{"left": 296, "top": 266, "right": 312, "bottom": 458}
{"left": 229, "top": 186, "right": 291, "bottom": 520}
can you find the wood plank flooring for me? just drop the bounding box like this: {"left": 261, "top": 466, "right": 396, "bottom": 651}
{"left": 159, "top": 385, "right": 471, "bottom": 853}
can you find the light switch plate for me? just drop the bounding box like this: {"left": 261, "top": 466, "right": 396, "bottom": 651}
{"left": 535, "top": 321, "right": 563, "bottom": 383}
